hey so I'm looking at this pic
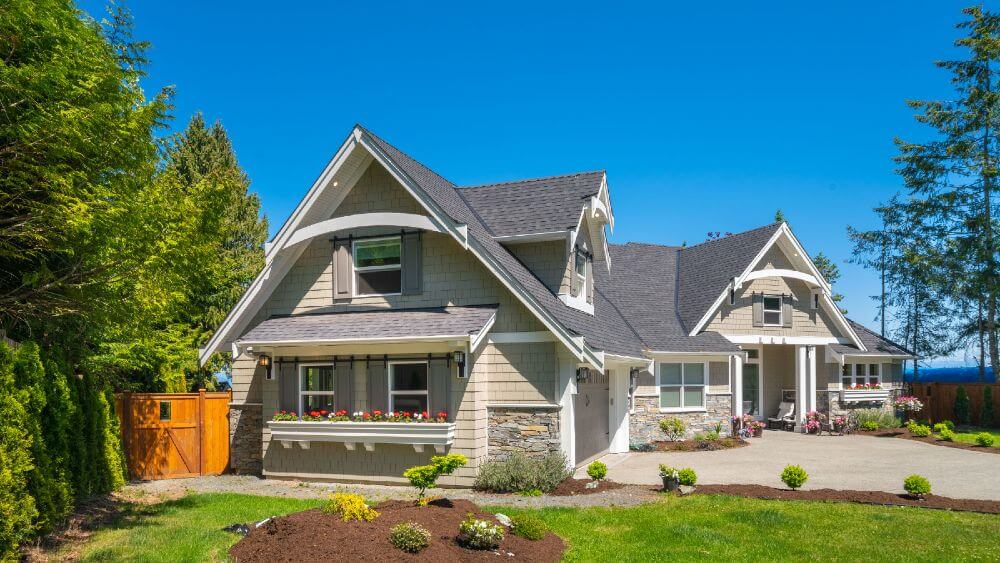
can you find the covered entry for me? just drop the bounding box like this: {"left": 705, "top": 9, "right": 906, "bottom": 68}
{"left": 574, "top": 368, "right": 610, "bottom": 465}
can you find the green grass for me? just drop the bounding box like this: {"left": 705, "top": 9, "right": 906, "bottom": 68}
{"left": 65, "top": 493, "right": 1000, "bottom": 562}
{"left": 949, "top": 428, "right": 1000, "bottom": 446}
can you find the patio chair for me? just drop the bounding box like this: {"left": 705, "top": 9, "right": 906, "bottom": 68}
{"left": 767, "top": 402, "right": 795, "bottom": 430}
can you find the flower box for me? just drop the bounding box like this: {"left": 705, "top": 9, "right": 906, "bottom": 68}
{"left": 840, "top": 389, "right": 890, "bottom": 403}
{"left": 267, "top": 420, "right": 457, "bottom": 453}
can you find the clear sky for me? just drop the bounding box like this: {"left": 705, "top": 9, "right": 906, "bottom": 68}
{"left": 79, "top": 1, "right": 976, "bottom": 363}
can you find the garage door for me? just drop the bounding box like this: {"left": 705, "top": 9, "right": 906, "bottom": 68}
{"left": 574, "top": 369, "right": 609, "bottom": 465}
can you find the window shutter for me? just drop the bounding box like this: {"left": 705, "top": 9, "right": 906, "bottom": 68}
{"left": 332, "top": 240, "right": 352, "bottom": 300}
{"left": 334, "top": 360, "right": 353, "bottom": 412}
{"left": 278, "top": 360, "right": 298, "bottom": 412}
{"left": 428, "top": 358, "right": 452, "bottom": 416}
{"left": 782, "top": 295, "right": 794, "bottom": 328}
{"left": 752, "top": 293, "right": 764, "bottom": 327}
{"left": 585, "top": 259, "right": 594, "bottom": 304}
{"left": 366, "top": 357, "right": 388, "bottom": 412}
{"left": 401, "top": 232, "right": 422, "bottom": 295}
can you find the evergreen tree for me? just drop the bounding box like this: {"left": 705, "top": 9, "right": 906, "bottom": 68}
{"left": 955, "top": 385, "right": 971, "bottom": 424}
{"left": 812, "top": 252, "right": 846, "bottom": 313}
{"left": 980, "top": 385, "right": 994, "bottom": 426}
{"left": 774, "top": 209, "right": 786, "bottom": 223}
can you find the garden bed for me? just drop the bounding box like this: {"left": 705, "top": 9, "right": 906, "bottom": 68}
{"left": 861, "top": 428, "right": 1000, "bottom": 455}
{"left": 228, "top": 498, "right": 564, "bottom": 562}
{"left": 549, "top": 478, "right": 625, "bottom": 496}
{"left": 692, "top": 484, "right": 1000, "bottom": 514}
{"left": 649, "top": 437, "right": 747, "bottom": 452}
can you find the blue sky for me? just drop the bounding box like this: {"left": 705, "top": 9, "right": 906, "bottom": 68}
{"left": 80, "top": 1, "right": 975, "bottom": 363}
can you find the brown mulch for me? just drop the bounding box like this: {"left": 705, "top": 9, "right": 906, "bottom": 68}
{"left": 862, "top": 428, "right": 1000, "bottom": 455}
{"left": 650, "top": 437, "right": 747, "bottom": 452}
{"left": 228, "top": 498, "right": 564, "bottom": 562}
{"left": 549, "top": 478, "right": 624, "bottom": 496}
{"left": 693, "top": 484, "right": 1000, "bottom": 514}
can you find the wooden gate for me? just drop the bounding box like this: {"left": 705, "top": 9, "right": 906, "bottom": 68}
{"left": 116, "top": 390, "right": 230, "bottom": 480}
{"left": 911, "top": 382, "right": 1000, "bottom": 427}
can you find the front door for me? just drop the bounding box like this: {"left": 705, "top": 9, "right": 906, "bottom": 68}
{"left": 574, "top": 370, "right": 610, "bottom": 465}
{"left": 743, "top": 364, "right": 761, "bottom": 418}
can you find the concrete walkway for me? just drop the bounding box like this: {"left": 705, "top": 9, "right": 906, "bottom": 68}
{"left": 581, "top": 431, "right": 1000, "bottom": 500}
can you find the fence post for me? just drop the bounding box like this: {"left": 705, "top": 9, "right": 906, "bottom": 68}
{"left": 198, "top": 389, "right": 206, "bottom": 476}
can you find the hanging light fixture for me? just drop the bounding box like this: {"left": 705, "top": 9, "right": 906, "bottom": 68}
{"left": 258, "top": 354, "right": 273, "bottom": 380}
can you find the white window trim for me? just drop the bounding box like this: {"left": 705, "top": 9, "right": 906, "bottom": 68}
{"left": 841, "top": 362, "right": 882, "bottom": 388}
{"left": 656, "top": 361, "right": 708, "bottom": 413}
{"left": 571, "top": 248, "right": 588, "bottom": 299}
{"left": 352, "top": 236, "right": 402, "bottom": 298}
{"left": 741, "top": 345, "right": 764, "bottom": 420}
{"left": 388, "top": 360, "right": 430, "bottom": 413}
{"left": 762, "top": 294, "right": 783, "bottom": 327}
{"left": 298, "top": 363, "right": 335, "bottom": 414}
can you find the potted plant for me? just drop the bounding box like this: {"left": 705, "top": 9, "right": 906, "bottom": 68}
{"left": 748, "top": 420, "right": 764, "bottom": 437}
{"left": 659, "top": 464, "right": 680, "bottom": 492}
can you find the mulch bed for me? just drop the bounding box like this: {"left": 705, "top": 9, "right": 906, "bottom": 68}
{"left": 692, "top": 484, "right": 1000, "bottom": 514}
{"left": 228, "top": 498, "right": 564, "bottom": 562}
{"left": 861, "top": 428, "right": 1000, "bottom": 455}
{"left": 549, "top": 478, "right": 624, "bottom": 496}
{"left": 650, "top": 437, "right": 747, "bottom": 452}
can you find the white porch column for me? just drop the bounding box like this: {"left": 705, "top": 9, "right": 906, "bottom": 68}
{"left": 556, "top": 349, "right": 578, "bottom": 468}
{"left": 795, "top": 345, "right": 807, "bottom": 429}
{"left": 732, "top": 354, "right": 744, "bottom": 419}
{"left": 807, "top": 345, "right": 818, "bottom": 414}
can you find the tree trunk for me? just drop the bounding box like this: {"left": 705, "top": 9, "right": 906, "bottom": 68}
{"left": 979, "top": 297, "right": 987, "bottom": 382}
{"left": 982, "top": 54, "right": 998, "bottom": 382}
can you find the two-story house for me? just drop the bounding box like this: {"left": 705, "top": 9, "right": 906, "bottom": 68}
{"left": 202, "top": 125, "right": 912, "bottom": 486}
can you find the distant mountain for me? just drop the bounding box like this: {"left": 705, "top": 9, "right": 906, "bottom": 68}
{"left": 905, "top": 366, "right": 996, "bottom": 383}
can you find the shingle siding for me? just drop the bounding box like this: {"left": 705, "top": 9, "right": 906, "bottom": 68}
{"left": 504, "top": 240, "right": 567, "bottom": 295}
{"left": 481, "top": 342, "right": 558, "bottom": 404}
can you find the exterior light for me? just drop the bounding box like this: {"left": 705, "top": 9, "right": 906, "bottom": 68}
{"left": 259, "top": 354, "right": 273, "bottom": 380}
{"left": 453, "top": 351, "right": 467, "bottom": 378}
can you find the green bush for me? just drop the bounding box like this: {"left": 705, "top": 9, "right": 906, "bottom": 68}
{"left": 586, "top": 461, "right": 608, "bottom": 481}
{"left": 403, "top": 453, "right": 467, "bottom": 502}
{"left": 780, "top": 465, "right": 808, "bottom": 490}
{"left": 677, "top": 468, "right": 697, "bottom": 486}
{"left": 474, "top": 452, "right": 571, "bottom": 493}
{"left": 975, "top": 432, "right": 995, "bottom": 447}
{"left": 457, "top": 513, "right": 504, "bottom": 550}
{"left": 903, "top": 474, "right": 931, "bottom": 497}
{"left": 932, "top": 423, "right": 948, "bottom": 434}
{"left": 659, "top": 417, "right": 686, "bottom": 441}
{"left": 980, "top": 387, "right": 994, "bottom": 427}
{"left": 511, "top": 514, "right": 549, "bottom": 541}
{"left": 954, "top": 386, "right": 971, "bottom": 425}
{"left": 941, "top": 420, "right": 956, "bottom": 431}
{"left": 322, "top": 493, "right": 378, "bottom": 522}
{"left": 389, "top": 522, "right": 431, "bottom": 553}
{"left": 0, "top": 344, "right": 39, "bottom": 558}
{"left": 907, "top": 422, "right": 931, "bottom": 437}
{"left": 860, "top": 420, "right": 879, "bottom": 431}
{"left": 851, "top": 408, "right": 901, "bottom": 430}
{"left": 517, "top": 488, "right": 542, "bottom": 497}
{"left": 939, "top": 428, "right": 955, "bottom": 441}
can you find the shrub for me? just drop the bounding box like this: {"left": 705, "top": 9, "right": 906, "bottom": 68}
{"left": 474, "top": 452, "right": 571, "bottom": 493}
{"left": 700, "top": 430, "right": 721, "bottom": 441}
{"left": 860, "top": 420, "right": 879, "bottom": 431}
{"left": 659, "top": 417, "right": 686, "bottom": 441}
{"left": 517, "top": 488, "right": 542, "bottom": 497}
{"left": 780, "top": 465, "right": 808, "bottom": 490}
{"left": 903, "top": 474, "right": 931, "bottom": 498}
{"left": 389, "top": 522, "right": 430, "bottom": 553}
{"left": 932, "top": 423, "right": 948, "bottom": 434}
{"left": 981, "top": 387, "right": 994, "bottom": 428}
{"left": 907, "top": 422, "right": 931, "bottom": 437}
{"left": 939, "top": 428, "right": 955, "bottom": 441}
{"left": 954, "top": 386, "right": 971, "bottom": 424}
{"left": 941, "top": 420, "right": 956, "bottom": 431}
{"left": 677, "top": 468, "right": 697, "bottom": 486}
{"left": 851, "top": 408, "right": 901, "bottom": 430}
{"left": 586, "top": 461, "right": 608, "bottom": 481}
{"left": 403, "top": 453, "right": 467, "bottom": 502}
{"left": 511, "top": 514, "right": 548, "bottom": 541}
{"left": 457, "top": 513, "right": 504, "bottom": 550}
{"left": 322, "top": 493, "right": 378, "bottom": 522}
{"left": 975, "top": 432, "right": 995, "bottom": 447}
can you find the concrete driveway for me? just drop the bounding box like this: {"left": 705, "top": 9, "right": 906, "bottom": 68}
{"left": 578, "top": 431, "right": 1000, "bottom": 500}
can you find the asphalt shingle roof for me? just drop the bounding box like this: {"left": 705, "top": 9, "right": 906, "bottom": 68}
{"left": 830, "top": 319, "right": 914, "bottom": 356}
{"left": 457, "top": 172, "right": 605, "bottom": 237}
{"left": 237, "top": 306, "right": 498, "bottom": 344}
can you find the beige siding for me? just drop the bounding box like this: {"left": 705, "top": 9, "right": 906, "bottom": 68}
{"left": 482, "top": 342, "right": 557, "bottom": 403}
{"left": 705, "top": 245, "right": 843, "bottom": 338}
{"left": 231, "top": 351, "right": 265, "bottom": 404}
{"left": 331, "top": 164, "right": 425, "bottom": 217}
{"left": 504, "top": 241, "right": 566, "bottom": 294}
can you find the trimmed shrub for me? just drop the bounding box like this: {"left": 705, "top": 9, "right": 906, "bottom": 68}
{"left": 851, "top": 408, "right": 901, "bottom": 430}
{"left": 981, "top": 387, "right": 994, "bottom": 428}
{"left": 975, "top": 432, "right": 995, "bottom": 447}
{"left": 389, "top": 522, "right": 431, "bottom": 553}
{"left": 457, "top": 513, "right": 504, "bottom": 550}
{"left": 781, "top": 465, "right": 808, "bottom": 490}
{"left": 322, "top": 493, "right": 378, "bottom": 522}
{"left": 511, "top": 514, "right": 549, "bottom": 541}
{"left": 860, "top": 420, "right": 879, "bottom": 431}
{"left": 659, "top": 417, "right": 686, "bottom": 441}
{"left": 906, "top": 420, "right": 932, "bottom": 437}
{"left": 954, "top": 386, "right": 971, "bottom": 424}
{"left": 586, "top": 461, "right": 607, "bottom": 481}
{"left": 677, "top": 468, "right": 697, "bottom": 486}
{"left": 903, "top": 474, "right": 931, "bottom": 498}
{"left": 0, "top": 344, "right": 38, "bottom": 558}
{"left": 941, "top": 420, "right": 956, "bottom": 431}
{"left": 939, "top": 428, "right": 955, "bottom": 441}
{"left": 474, "top": 452, "right": 571, "bottom": 493}
{"left": 932, "top": 423, "right": 948, "bottom": 434}
{"left": 403, "top": 453, "right": 467, "bottom": 502}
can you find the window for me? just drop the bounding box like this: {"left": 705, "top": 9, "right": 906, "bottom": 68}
{"left": 811, "top": 291, "right": 820, "bottom": 310}
{"left": 390, "top": 362, "right": 428, "bottom": 413}
{"left": 353, "top": 237, "right": 401, "bottom": 296}
{"left": 159, "top": 401, "right": 171, "bottom": 421}
{"left": 300, "top": 365, "right": 335, "bottom": 413}
{"left": 841, "top": 363, "right": 881, "bottom": 388}
{"left": 571, "top": 249, "right": 588, "bottom": 298}
{"left": 658, "top": 362, "right": 706, "bottom": 410}
{"left": 745, "top": 348, "right": 759, "bottom": 360}
{"left": 762, "top": 295, "right": 782, "bottom": 325}
{"left": 729, "top": 287, "right": 736, "bottom": 306}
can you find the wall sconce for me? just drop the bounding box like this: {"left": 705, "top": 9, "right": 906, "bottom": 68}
{"left": 576, "top": 367, "right": 588, "bottom": 383}
{"left": 258, "top": 354, "right": 273, "bottom": 380}
{"left": 453, "top": 351, "right": 467, "bottom": 378}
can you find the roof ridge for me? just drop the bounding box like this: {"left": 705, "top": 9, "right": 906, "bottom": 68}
{"left": 680, "top": 222, "right": 782, "bottom": 252}
{"left": 356, "top": 124, "right": 457, "bottom": 188}
{"left": 612, "top": 241, "right": 683, "bottom": 250}
{"left": 458, "top": 170, "right": 605, "bottom": 190}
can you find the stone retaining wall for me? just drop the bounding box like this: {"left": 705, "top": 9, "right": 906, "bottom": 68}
{"left": 629, "top": 394, "right": 732, "bottom": 446}
{"left": 486, "top": 406, "right": 561, "bottom": 459}
{"left": 230, "top": 403, "right": 263, "bottom": 475}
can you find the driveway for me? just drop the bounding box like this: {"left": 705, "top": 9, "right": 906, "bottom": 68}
{"left": 578, "top": 431, "right": 1000, "bottom": 500}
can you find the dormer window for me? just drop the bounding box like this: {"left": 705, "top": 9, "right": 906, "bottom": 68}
{"left": 572, "top": 248, "right": 588, "bottom": 298}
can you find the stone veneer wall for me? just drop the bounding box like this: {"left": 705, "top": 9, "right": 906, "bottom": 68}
{"left": 629, "top": 395, "right": 732, "bottom": 446}
{"left": 487, "top": 407, "right": 561, "bottom": 459}
{"left": 229, "top": 403, "right": 263, "bottom": 475}
{"left": 818, "top": 383, "right": 904, "bottom": 417}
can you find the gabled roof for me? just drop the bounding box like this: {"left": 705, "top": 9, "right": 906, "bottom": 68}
{"left": 830, "top": 320, "right": 915, "bottom": 357}
{"left": 457, "top": 171, "right": 605, "bottom": 237}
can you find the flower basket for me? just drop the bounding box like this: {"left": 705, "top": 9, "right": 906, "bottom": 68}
{"left": 752, "top": 426, "right": 764, "bottom": 437}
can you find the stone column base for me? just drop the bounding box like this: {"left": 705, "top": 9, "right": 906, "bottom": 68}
{"left": 229, "top": 403, "right": 263, "bottom": 475}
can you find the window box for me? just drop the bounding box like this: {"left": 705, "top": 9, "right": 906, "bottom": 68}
{"left": 840, "top": 389, "right": 890, "bottom": 403}
{"left": 266, "top": 420, "right": 456, "bottom": 453}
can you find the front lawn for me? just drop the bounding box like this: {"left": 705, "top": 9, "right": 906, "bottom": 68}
{"left": 61, "top": 493, "right": 999, "bottom": 562}
{"left": 951, "top": 428, "right": 1000, "bottom": 446}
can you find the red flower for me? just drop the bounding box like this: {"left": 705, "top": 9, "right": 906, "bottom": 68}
{"left": 421, "top": 411, "right": 429, "bottom": 419}
{"left": 437, "top": 411, "right": 448, "bottom": 419}
{"left": 363, "top": 412, "right": 371, "bottom": 419}
{"left": 319, "top": 410, "right": 328, "bottom": 416}
{"left": 373, "top": 410, "right": 382, "bottom": 417}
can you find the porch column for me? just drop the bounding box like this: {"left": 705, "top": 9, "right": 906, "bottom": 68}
{"left": 556, "top": 348, "right": 578, "bottom": 468}
{"left": 807, "top": 345, "right": 818, "bottom": 414}
{"left": 795, "top": 345, "right": 807, "bottom": 429}
{"left": 732, "top": 354, "right": 743, "bottom": 419}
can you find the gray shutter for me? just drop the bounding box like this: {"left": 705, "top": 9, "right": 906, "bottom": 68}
{"left": 333, "top": 239, "right": 352, "bottom": 300}
{"left": 752, "top": 293, "right": 764, "bottom": 327}
{"left": 401, "top": 232, "right": 422, "bottom": 295}
{"left": 366, "top": 357, "right": 388, "bottom": 412}
{"left": 334, "top": 360, "right": 353, "bottom": 412}
{"left": 428, "top": 358, "right": 452, "bottom": 416}
{"left": 782, "top": 295, "right": 794, "bottom": 328}
{"left": 585, "top": 258, "right": 594, "bottom": 304}
{"left": 278, "top": 360, "right": 298, "bottom": 413}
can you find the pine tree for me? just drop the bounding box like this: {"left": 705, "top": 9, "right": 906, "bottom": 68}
{"left": 955, "top": 385, "right": 971, "bottom": 425}
{"left": 980, "top": 385, "right": 994, "bottom": 426}
{"left": 812, "top": 252, "right": 846, "bottom": 313}
{"left": 774, "top": 209, "right": 786, "bottom": 223}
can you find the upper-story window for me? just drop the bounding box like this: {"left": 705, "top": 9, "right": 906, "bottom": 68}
{"left": 353, "top": 237, "right": 401, "bottom": 296}
{"left": 571, "top": 249, "right": 589, "bottom": 298}
{"left": 762, "top": 295, "right": 782, "bottom": 326}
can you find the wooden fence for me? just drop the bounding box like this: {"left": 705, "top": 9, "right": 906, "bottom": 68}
{"left": 910, "top": 382, "right": 1000, "bottom": 427}
{"left": 116, "top": 390, "right": 231, "bottom": 480}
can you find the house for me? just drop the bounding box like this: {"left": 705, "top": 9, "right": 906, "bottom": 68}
{"left": 201, "top": 125, "right": 912, "bottom": 485}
